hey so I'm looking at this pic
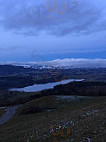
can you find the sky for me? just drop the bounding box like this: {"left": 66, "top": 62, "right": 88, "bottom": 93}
{"left": 0, "top": 0, "right": 106, "bottom": 62}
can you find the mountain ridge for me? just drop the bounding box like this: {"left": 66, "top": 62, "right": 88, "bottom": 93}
{"left": 0, "top": 58, "right": 106, "bottom": 69}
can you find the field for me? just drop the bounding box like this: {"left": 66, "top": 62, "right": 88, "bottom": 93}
{"left": 0, "top": 95, "right": 106, "bottom": 142}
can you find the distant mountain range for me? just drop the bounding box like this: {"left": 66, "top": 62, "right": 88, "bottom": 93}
{"left": 0, "top": 58, "right": 106, "bottom": 69}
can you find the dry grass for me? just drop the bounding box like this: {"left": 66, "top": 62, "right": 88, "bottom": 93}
{"left": 0, "top": 108, "right": 6, "bottom": 117}
{"left": 0, "top": 96, "right": 106, "bottom": 142}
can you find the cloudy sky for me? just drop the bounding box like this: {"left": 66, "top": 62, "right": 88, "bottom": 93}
{"left": 0, "top": 0, "right": 106, "bottom": 62}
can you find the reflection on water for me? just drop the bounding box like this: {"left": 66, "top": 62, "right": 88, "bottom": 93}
{"left": 10, "top": 79, "right": 84, "bottom": 92}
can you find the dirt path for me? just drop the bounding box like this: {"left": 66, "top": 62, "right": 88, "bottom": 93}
{"left": 0, "top": 106, "right": 19, "bottom": 125}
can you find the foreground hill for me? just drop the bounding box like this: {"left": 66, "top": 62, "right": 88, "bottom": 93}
{"left": 0, "top": 96, "right": 105, "bottom": 142}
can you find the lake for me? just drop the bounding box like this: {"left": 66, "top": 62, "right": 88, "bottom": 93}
{"left": 10, "top": 79, "right": 84, "bottom": 92}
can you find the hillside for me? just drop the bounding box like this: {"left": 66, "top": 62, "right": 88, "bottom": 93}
{"left": 0, "top": 65, "right": 106, "bottom": 91}
{"left": 0, "top": 96, "right": 106, "bottom": 142}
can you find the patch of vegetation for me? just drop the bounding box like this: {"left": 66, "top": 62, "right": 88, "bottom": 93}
{"left": 0, "top": 96, "right": 105, "bottom": 142}
{"left": 0, "top": 108, "right": 6, "bottom": 117}
{"left": 0, "top": 91, "right": 38, "bottom": 106}
{"left": 0, "top": 81, "right": 106, "bottom": 106}
{"left": 42, "top": 81, "right": 106, "bottom": 96}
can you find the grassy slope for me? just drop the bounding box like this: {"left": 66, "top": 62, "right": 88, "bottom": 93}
{"left": 0, "top": 96, "right": 106, "bottom": 142}
{"left": 0, "top": 108, "right": 6, "bottom": 117}
{"left": 0, "top": 91, "right": 40, "bottom": 106}
{"left": 0, "top": 81, "right": 106, "bottom": 107}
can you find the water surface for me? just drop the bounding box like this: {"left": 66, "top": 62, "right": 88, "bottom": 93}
{"left": 10, "top": 79, "right": 84, "bottom": 92}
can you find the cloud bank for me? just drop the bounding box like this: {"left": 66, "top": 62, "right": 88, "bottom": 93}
{"left": 0, "top": 0, "right": 106, "bottom": 36}
{"left": 1, "top": 58, "right": 106, "bottom": 68}
{"left": 0, "top": 0, "right": 106, "bottom": 62}
{"left": 49, "top": 58, "right": 106, "bottom": 68}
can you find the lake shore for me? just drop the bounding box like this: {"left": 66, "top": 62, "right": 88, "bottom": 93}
{"left": 10, "top": 79, "right": 84, "bottom": 92}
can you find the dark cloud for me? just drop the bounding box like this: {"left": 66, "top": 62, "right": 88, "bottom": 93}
{"left": 0, "top": 0, "right": 106, "bottom": 36}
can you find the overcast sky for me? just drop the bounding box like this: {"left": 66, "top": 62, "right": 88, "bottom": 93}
{"left": 0, "top": 0, "right": 106, "bottom": 62}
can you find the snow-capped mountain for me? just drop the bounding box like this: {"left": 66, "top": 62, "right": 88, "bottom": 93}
{"left": 1, "top": 58, "right": 106, "bottom": 69}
